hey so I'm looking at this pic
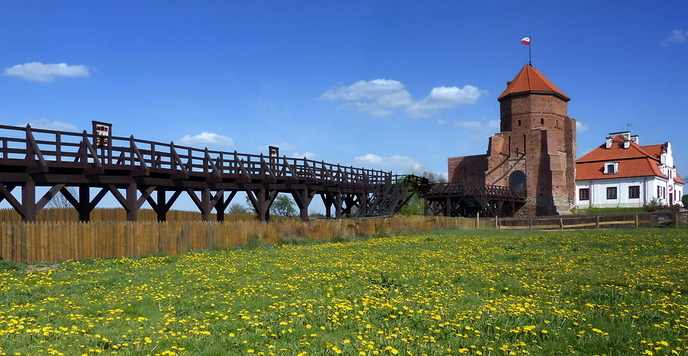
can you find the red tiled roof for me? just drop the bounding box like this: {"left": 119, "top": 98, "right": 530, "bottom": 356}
{"left": 576, "top": 135, "right": 667, "bottom": 180}
{"left": 498, "top": 65, "right": 570, "bottom": 101}
{"left": 576, "top": 157, "right": 664, "bottom": 180}
{"left": 577, "top": 136, "right": 659, "bottom": 163}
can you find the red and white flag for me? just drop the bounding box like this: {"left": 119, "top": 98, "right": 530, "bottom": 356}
{"left": 521, "top": 37, "right": 531, "bottom": 45}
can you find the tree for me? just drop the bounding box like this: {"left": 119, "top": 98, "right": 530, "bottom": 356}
{"left": 397, "top": 195, "right": 423, "bottom": 216}
{"left": 682, "top": 194, "right": 688, "bottom": 209}
{"left": 244, "top": 194, "right": 298, "bottom": 217}
{"left": 397, "top": 171, "right": 448, "bottom": 216}
{"left": 422, "top": 170, "right": 447, "bottom": 183}
{"left": 271, "top": 195, "right": 298, "bottom": 217}
{"left": 46, "top": 186, "right": 78, "bottom": 209}
{"left": 228, "top": 203, "right": 251, "bottom": 214}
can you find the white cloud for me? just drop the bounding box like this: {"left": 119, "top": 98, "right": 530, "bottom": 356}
{"left": 321, "top": 79, "right": 483, "bottom": 118}
{"left": 405, "top": 86, "right": 483, "bottom": 118}
{"left": 576, "top": 120, "right": 589, "bottom": 133}
{"left": 342, "top": 102, "right": 393, "bottom": 117}
{"left": 662, "top": 29, "right": 688, "bottom": 46}
{"left": 321, "top": 79, "right": 407, "bottom": 101}
{"left": 4, "top": 62, "right": 91, "bottom": 82}
{"left": 177, "top": 132, "right": 234, "bottom": 147}
{"left": 354, "top": 153, "right": 424, "bottom": 174}
{"left": 293, "top": 152, "right": 317, "bottom": 159}
{"left": 19, "top": 118, "right": 78, "bottom": 131}
{"left": 454, "top": 119, "right": 500, "bottom": 131}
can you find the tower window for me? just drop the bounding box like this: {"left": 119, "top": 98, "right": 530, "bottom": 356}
{"left": 540, "top": 118, "right": 544, "bottom": 125}
{"left": 517, "top": 120, "right": 521, "bottom": 126}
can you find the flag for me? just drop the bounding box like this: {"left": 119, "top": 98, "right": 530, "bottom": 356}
{"left": 521, "top": 37, "right": 531, "bottom": 45}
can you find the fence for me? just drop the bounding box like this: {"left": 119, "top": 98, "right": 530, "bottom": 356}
{"left": 497, "top": 211, "right": 688, "bottom": 230}
{"left": 3, "top": 209, "right": 686, "bottom": 264}
{"left": 0, "top": 215, "right": 489, "bottom": 264}
{"left": 0, "top": 208, "right": 255, "bottom": 223}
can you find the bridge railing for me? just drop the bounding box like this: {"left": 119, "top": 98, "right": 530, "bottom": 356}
{"left": 424, "top": 182, "right": 527, "bottom": 200}
{"left": 0, "top": 124, "right": 392, "bottom": 185}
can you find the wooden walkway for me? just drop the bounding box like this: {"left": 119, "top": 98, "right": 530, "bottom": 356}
{"left": 422, "top": 182, "right": 527, "bottom": 217}
{"left": 0, "top": 124, "right": 396, "bottom": 221}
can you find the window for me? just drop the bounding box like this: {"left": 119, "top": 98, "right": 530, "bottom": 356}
{"left": 657, "top": 186, "right": 666, "bottom": 199}
{"left": 606, "top": 187, "right": 617, "bottom": 199}
{"left": 629, "top": 185, "right": 640, "bottom": 199}
{"left": 604, "top": 162, "right": 618, "bottom": 174}
{"left": 579, "top": 188, "right": 590, "bottom": 201}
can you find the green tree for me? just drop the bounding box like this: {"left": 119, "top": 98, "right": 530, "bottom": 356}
{"left": 271, "top": 195, "right": 298, "bottom": 217}
{"left": 682, "top": 194, "right": 688, "bottom": 209}
{"left": 397, "top": 171, "right": 447, "bottom": 216}
{"left": 397, "top": 195, "right": 423, "bottom": 216}
{"left": 228, "top": 203, "right": 251, "bottom": 214}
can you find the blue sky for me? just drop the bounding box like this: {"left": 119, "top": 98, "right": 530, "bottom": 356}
{"left": 2, "top": 1, "right": 688, "bottom": 212}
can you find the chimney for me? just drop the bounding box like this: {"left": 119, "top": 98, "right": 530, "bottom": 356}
{"left": 623, "top": 140, "right": 630, "bottom": 149}
{"left": 630, "top": 135, "right": 639, "bottom": 145}
{"left": 605, "top": 137, "right": 613, "bottom": 149}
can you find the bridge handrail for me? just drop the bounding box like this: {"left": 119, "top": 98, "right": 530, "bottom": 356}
{"left": 424, "top": 182, "right": 527, "bottom": 199}
{"left": 0, "top": 124, "right": 392, "bottom": 185}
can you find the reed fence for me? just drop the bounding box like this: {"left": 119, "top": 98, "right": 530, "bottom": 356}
{"left": 3, "top": 208, "right": 686, "bottom": 265}
{"left": 0, "top": 208, "right": 258, "bottom": 223}
{"left": 0, "top": 215, "right": 488, "bottom": 264}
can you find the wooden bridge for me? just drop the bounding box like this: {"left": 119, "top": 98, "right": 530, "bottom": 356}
{"left": 0, "top": 124, "right": 410, "bottom": 222}
{"left": 421, "top": 182, "right": 527, "bottom": 218}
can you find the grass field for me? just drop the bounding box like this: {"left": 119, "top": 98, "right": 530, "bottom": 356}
{"left": 1, "top": 228, "right": 688, "bottom": 355}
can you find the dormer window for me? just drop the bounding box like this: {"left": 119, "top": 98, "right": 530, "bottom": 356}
{"left": 604, "top": 162, "right": 619, "bottom": 174}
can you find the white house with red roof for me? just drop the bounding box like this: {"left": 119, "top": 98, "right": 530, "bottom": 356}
{"left": 576, "top": 131, "right": 684, "bottom": 208}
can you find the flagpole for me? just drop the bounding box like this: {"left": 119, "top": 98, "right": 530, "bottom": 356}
{"left": 529, "top": 36, "right": 532, "bottom": 66}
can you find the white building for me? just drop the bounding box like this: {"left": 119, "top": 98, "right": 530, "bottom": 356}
{"left": 576, "top": 131, "right": 684, "bottom": 209}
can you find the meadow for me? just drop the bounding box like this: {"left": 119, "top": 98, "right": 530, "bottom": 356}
{"left": 1, "top": 227, "right": 688, "bottom": 356}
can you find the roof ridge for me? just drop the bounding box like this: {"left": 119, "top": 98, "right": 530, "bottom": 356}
{"left": 498, "top": 65, "right": 570, "bottom": 101}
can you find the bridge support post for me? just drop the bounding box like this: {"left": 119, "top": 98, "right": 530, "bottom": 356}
{"left": 342, "top": 194, "right": 358, "bottom": 217}
{"left": 247, "top": 187, "right": 277, "bottom": 221}
{"left": 77, "top": 186, "right": 92, "bottom": 221}
{"left": 22, "top": 180, "right": 36, "bottom": 222}
{"left": 291, "top": 188, "right": 316, "bottom": 221}
{"left": 201, "top": 188, "right": 211, "bottom": 222}
{"left": 321, "top": 192, "right": 343, "bottom": 218}
{"left": 126, "top": 182, "right": 139, "bottom": 221}
{"left": 156, "top": 190, "right": 168, "bottom": 221}
{"left": 149, "top": 189, "right": 182, "bottom": 222}
{"left": 212, "top": 190, "right": 236, "bottom": 222}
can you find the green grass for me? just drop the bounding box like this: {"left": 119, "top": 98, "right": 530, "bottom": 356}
{"left": 1, "top": 228, "right": 688, "bottom": 355}
{"left": 573, "top": 207, "right": 647, "bottom": 214}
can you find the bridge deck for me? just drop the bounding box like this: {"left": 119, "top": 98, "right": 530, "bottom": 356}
{"left": 422, "top": 183, "right": 526, "bottom": 217}
{"left": 0, "top": 124, "right": 394, "bottom": 221}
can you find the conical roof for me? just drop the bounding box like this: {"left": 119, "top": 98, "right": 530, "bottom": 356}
{"left": 498, "top": 64, "right": 570, "bottom": 102}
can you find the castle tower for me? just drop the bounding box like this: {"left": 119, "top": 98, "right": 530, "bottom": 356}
{"left": 488, "top": 64, "right": 577, "bottom": 215}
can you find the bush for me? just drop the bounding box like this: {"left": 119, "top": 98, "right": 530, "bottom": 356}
{"left": 644, "top": 198, "right": 666, "bottom": 212}
{"left": 0, "top": 260, "right": 25, "bottom": 272}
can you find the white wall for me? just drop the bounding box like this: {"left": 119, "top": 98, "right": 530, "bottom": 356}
{"left": 576, "top": 176, "right": 662, "bottom": 208}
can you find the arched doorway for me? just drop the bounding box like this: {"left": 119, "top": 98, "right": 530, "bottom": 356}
{"left": 509, "top": 170, "right": 526, "bottom": 190}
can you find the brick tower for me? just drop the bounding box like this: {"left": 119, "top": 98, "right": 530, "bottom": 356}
{"left": 449, "top": 64, "right": 576, "bottom": 215}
